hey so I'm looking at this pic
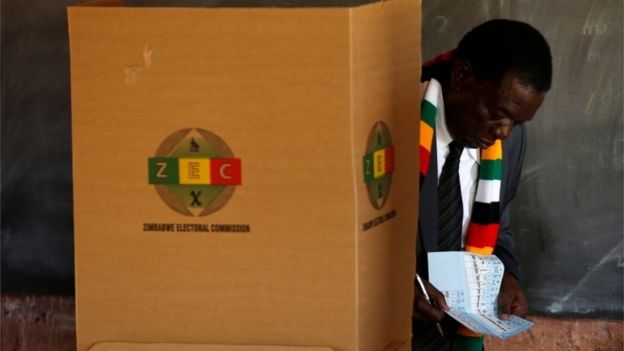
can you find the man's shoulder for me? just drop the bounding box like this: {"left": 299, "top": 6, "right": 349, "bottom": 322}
{"left": 502, "top": 124, "right": 527, "bottom": 177}
{"left": 504, "top": 124, "right": 526, "bottom": 153}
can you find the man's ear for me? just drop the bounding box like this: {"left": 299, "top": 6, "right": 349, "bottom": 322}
{"left": 450, "top": 59, "right": 474, "bottom": 90}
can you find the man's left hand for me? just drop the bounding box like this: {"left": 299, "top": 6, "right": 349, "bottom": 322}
{"left": 498, "top": 273, "right": 528, "bottom": 320}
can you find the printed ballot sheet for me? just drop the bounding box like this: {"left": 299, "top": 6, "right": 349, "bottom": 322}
{"left": 428, "top": 252, "right": 534, "bottom": 339}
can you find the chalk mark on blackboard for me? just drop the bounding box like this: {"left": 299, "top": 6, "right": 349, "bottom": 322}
{"left": 584, "top": 72, "right": 605, "bottom": 114}
{"left": 434, "top": 15, "right": 448, "bottom": 33}
{"left": 582, "top": 23, "right": 614, "bottom": 36}
{"left": 546, "top": 241, "right": 623, "bottom": 313}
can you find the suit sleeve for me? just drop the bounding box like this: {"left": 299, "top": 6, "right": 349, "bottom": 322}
{"left": 493, "top": 125, "right": 527, "bottom": 282}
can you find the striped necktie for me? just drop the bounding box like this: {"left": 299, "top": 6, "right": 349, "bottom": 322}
{"left": 437, "top": 140, "right": 464, "bottom": 251}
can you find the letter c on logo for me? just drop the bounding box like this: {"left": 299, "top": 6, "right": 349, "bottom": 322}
{"left": 219, "top": 164, "right": 232, "bottom": 179}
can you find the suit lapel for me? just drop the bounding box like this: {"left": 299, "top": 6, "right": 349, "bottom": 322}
{"left": 419, "top": 136, "right": 438, "bottom": 252}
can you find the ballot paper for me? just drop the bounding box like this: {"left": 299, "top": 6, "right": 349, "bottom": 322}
{"left": 428, "top": 252, "right": 534, "bottom": 339}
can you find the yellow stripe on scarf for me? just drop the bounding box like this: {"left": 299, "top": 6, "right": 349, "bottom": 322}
{"left": 420, "top": 121, "right": 434, "bottom": 152}
{"left": 481, "top": 140, "right": 502, "bottom": 160}
{"left": 465, "top": 245, "right": 494, "bottom": 255}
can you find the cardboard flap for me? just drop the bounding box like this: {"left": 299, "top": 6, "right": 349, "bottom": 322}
{"left": 89, "top": 342, "right": 334, "bottom": 351}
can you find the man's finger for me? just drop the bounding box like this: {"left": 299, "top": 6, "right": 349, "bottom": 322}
{"left": 510, "top": 298, "right": 528, "bottom": 318}
{"left": 498, "top": 290, "right": 513, "bottom": 320}
{"left": 413, "top": 295, "right": 446, "bottom": 325}
{"left": 499, "top": 273, "right": 529, "bottom": 320}
{"left": 426, "top": 281, "right": 449, "bottom": 311}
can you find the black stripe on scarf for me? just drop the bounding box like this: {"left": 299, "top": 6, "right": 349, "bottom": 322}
{"left": 470, "top": 202, "right": 501, "bottom": 224}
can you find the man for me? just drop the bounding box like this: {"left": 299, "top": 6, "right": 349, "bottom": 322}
{"left": 413, "top": 19, "right": 552, "bottom": 350}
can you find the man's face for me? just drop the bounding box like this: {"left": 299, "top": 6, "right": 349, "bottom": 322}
{"left": 445, "top": 68, "right": 545, "bottom": 149}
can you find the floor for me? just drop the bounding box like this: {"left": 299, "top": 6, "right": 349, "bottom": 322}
{"left": 1, "top": 294, "right": 622, "bottom": 351}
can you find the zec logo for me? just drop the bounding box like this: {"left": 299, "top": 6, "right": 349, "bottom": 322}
{"left": 362, "top": 122, "right": 394, "bottom": 210}
{"left": 148, "top": 128, "right": 241, "bottom": 216}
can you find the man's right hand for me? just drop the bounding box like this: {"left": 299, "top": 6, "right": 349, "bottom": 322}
{"left": 413, "top": 278, "right": 449, "bottom": 325}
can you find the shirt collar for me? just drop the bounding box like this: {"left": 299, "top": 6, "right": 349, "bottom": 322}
{"left": 436, "top": 105, "right": 480, "bottom": 164}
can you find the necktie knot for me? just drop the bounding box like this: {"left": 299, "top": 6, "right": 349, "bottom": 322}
{"left": 447, "top": 140, "right": 464, "bottom": 160}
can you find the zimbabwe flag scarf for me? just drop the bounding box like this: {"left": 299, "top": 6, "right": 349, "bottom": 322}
{"left": 420, "top": 78, "right": 502, "bottom": 351}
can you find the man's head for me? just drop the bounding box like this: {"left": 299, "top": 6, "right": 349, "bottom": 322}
{"left": 444, "top": 19, "right": 552, "bottom": 148}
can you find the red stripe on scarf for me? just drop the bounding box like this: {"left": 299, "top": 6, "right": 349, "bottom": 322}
{"left": 419, "top": 145, "right": 431, "bottom": 176}
{"left": 466, "top": 223, "right": 499, "bottom": 248}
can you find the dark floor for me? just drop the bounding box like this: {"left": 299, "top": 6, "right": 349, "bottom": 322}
{"left": 1, "top": 294, "right": 622, "bottom": 351}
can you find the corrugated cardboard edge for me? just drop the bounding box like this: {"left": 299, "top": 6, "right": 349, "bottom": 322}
{"left": 73, "top": 0, "right": 386, "bottom": 8}
{"left": 74, "top": 0, "right": 124, "bottom": 6}
{"left": 89, "top": 343, "right": 334, "bottom": 351}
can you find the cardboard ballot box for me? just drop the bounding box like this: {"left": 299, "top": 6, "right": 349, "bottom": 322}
{"left": 68, "top": 0, "right": 421, "bottom": 350}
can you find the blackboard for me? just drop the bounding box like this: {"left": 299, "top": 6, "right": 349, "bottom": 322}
{"left": 1, "top": 0, "right": 77, "bottom": 293}
{"left": 2, "top": 0, "right": 623, "bottom": 318}
{"left": 422, "top": 0, "right": 623, "bottom": 319}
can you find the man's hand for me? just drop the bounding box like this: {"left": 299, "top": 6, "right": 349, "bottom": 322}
{"left": 413, "top": 278, "right": 449, "bottom": 325}
{"left": 498, "top": 273, "right": 528, "bottom": 320}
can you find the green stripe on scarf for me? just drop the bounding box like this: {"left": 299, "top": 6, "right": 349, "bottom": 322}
{"left": 452, "top": 336, "right": 484, "bottom": 351}
{"left": 479, "top": 159, "right": 503, "bottom": 180}
{"left": 421, "top": 100, "right": 437, "bottom": 127}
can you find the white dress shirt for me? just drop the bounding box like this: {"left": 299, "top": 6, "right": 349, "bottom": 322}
{"left": 434, "top": 100, "right": 480, "bottom": 245}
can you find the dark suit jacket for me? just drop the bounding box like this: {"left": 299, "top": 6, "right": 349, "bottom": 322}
{"left": 416, "top": 123, "right": 527, "bottom": 281}
{"left": 412, "top": 124, "right": 527, "bottom": 351}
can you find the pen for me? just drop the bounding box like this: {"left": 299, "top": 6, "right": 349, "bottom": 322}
{"left": 416, "top": 274, "right": 445, "bottom": 336}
